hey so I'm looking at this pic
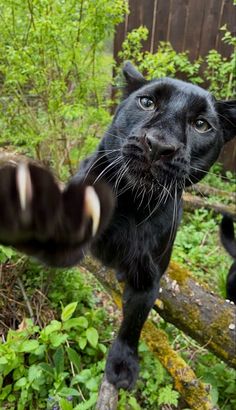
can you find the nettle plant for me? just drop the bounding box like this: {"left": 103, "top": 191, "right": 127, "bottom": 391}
{"left": 0, "top": 0, "right": 128, "bottom": 176}
{"left": 118, "top": 25, "right": 235, "bottom": 100}
{"left": 0, "top": 303, "right": 109, "bottom": 410}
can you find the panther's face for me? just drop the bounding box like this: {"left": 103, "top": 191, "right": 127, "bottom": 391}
{"left": 104, "top": 63, "right": 235, "bottom": 194}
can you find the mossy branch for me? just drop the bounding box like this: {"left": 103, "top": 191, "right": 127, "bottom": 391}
{"left": 83, "top": 257, "right": 236, "bottom": 369}
{"left": 95, "top": 375, "right": 118, "bottom": 410}
{"left": 83, "top": 258, "right": 223, "bottom": 410}
{"left": 183, "top": 192, "right": 236, "bottom": 220}
{"left": 186, "top": 183, "right": 236, "bottom": 203}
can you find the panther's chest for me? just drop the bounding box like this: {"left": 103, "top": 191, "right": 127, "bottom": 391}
{"left": 92, "top": 202, "right": 180, "bottom": 274}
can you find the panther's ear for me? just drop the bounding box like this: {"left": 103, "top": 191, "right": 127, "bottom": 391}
{"left": 123, "top": 61, "right": 147, "bottom": 96}
{"left": 215, "top": 100, "right": 236, "bottom": 142}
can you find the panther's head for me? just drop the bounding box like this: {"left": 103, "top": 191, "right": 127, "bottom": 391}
{"left": 104, "top": 62, "right": 235, "bottom": 194}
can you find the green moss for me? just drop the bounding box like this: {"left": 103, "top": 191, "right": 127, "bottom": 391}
{"left": 142, "top": 321, "right": 213, "bottom": 410}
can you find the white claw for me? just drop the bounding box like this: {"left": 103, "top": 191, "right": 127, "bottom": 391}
{"left": 16, "top": 163, "right": 33, "bottom": 211}
{"left": 84, "top": 186, "right": 101, "bottom": 236}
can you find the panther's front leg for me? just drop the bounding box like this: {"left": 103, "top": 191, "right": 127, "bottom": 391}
{"left": 105, "top": 277, "right": 159, "bottom": 389}
{"left": 0, "top": 160, "right": 114, "bottom": 266}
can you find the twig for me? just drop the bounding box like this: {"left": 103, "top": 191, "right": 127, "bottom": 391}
{"left": 95, "top": 375, "right": 118, "bottom": 410}
{"left": 16, "top": 277, "right": 35, "bottom": 322}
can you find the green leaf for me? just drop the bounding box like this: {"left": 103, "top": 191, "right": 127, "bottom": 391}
{"left": 7, "top": 394, "right": 16, "bottom": 403}
{"left": 86, "top": 327, "right": 98, "bottom": 348}
{"left": 39, "top": 363, "right": 54, "bottom": 377}
{"left": 59, "top": 387, "right": 80, "bottom": 397}
{"left": 0, "top": 357, "right": 8, "bottom": 365}
{"left": 63, "top": 317, "right": 88, "bottom": 330}
{"left": 0, "top": 384, "right": 12, "bottom": 400}
{"left": 59, "top": 398, "right": 73, "bottom": 410}
{"left": 49, "top": 332, "right": 68, "bottom": 348}
{"left": 14, "top": 377, "right": 27, "bottom": 390}
{"left": 78, "top": 336, "right": 87, "bottom": 350}
{"left": 41, "top": 320, "right": 62, "bottom": 337}
{"left": 128, "top": 397, "right": 141, "bottom": 410}
{"left": 203, "top": 374, "right": 219, "bottom": 406}
{"left": 98, "top": 343, "right": 107, "bottom": 354}
{"left": 73, "top": 393, "right": 97, "bottom": 410}
{"left": 158, "top": 385, "right": 179, "bottom": 406}
{"left": 53, "top": 346, "right": 65, "bottom": 374}
{"left": 0, "top": 245, "right": 16, "bottom": 259}
{"left": 61, "top": 302, "right": 78, "bottom": 321}
{"left": 18, "top": 340, "right": 39, "bottom": 353}
{"left": 66, "top": 347, "right": 81, "bottom": 372}
{"left": 72, "top": 369, "right": 91, "bottom": 384}
{"left": 86, "top": 377, "right": 99, "bottom": 392}
{"left": 28, "top": 365, "right": 42, "bottom": 383}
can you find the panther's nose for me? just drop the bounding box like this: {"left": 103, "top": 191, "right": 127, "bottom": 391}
{"left": 146, "top": 136, "right": 179, "bottom": 160}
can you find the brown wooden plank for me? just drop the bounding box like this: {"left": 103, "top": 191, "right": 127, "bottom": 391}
{"left": 141, "top": 0, "right": 156, "bottom": 52}
{"left": 150, "top": 0, "right": 158, "bottom": 53}
{"left": 127, "top": 0, "right": 143, "bottom": 31}
{"left": 113, "top": 21, "right": 126, "bottom": 63}
{"left": 168, "top": 0, "right": 190, "bottom": 52}
{"left": 198, "top": 0, "right": 223, "bottom": 57}
{"left": 219, "top": 140, "right": 236, "bottom": 173}
{"left": 183, "top": 0, "right": 205, "bottom": 60}
{"left": 217, "top": 0, "right": 236, "bottom": 58}
{"left": 153, "top": 0, "right": 171, "bottom": 46}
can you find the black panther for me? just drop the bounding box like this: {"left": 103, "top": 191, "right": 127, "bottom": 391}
{"left": 220, "top": 215, "right": 236, "bottom": 304}
{"left": 0, "top": 63, "right": 235, "bottom": 389}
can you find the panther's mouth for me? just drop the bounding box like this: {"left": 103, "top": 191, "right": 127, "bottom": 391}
{"left": 122, "top": 149, "right": 189, "bottom": 188}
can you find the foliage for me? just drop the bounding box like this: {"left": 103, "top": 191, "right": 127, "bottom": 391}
{"left": 202, "top": 164, "right": 236, "bottom": 194}
{"left": 118, "top": 341, "right": 180, "bottom": 409}
{"left": 0, "top": 303, "right": 109, "bottom": 410}
{"left": 204, "top": 26, "right": 236, "bottom": 99}
{"left": 172, "top": 208, "right": 231, "bottom": 295}
{"left": 0, "top": 2, "right": 235, "bottom": 409}
{"left": 195, "top": 354, "right": 236, "bottom": 410}
{"left": 173, "top": 163, "right": 235, "bottom": 297}
{"left": 118, "top": 25, "right": 235, "bottom": 99}
{"left": 0, "top": 0, "right": 128, "bottom": 176}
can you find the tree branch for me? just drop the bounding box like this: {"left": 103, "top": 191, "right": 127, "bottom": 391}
{"left": 81, "top": 258, "right": 226, "bottom": 410}
{"left": 81, "top": 256, "right": 236, "bottom": 370}
{"left": 183, "top": 192, "right": 236, "bottom": 220}
{"left": 95, "top": 375, "right": 118, "bottom": 410}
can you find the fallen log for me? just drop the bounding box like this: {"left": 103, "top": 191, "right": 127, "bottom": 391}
{"left": 183, "top": 192, "right": 236, "bottom": 220}
{"left": 95, "top": 376, "right": 118, "bottom": 410}
{"left": 82, "top": 258, "right": 223, "bottom": 410}
{"left": 186, "top": 183, "right": 236, "bottom": 203}
{"left": 142, "top": 322, "right": 217, "bottom": 410}
{"left": 95, "top": 317, "right": 215, "bottom": 410}
{"left": 81, "top": 257, "right": 236, "bottom": 370}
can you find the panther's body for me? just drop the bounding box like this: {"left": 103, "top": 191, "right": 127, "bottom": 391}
{"left": 0, "top": 63, "right": 235, "bottom": 389}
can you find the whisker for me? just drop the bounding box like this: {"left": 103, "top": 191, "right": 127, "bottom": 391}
{"left": 190, "top": 165, "right": 234, "bottom": 182}
{"left": 93, "top": 156, "right": 123, "bottom": 184}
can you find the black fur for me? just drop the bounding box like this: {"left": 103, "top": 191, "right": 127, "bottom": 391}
{"left": 220, "top": 215, "right": 236, "bottom": 304}
{"left": 0, "top": 62, "right": 235, "bottom": 389}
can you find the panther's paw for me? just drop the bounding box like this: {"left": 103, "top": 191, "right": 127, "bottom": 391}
{"left": 0, "top": 159, "right": 114, "bottom": 247}
{"left": 105, "top": 339, "right": 139, "bottom": 390}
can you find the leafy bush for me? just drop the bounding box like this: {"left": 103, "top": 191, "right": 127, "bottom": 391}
{"left": 0, "top": 2, "right": 235, "bottom": 409}
{"left": 0, "top": 0, "right": 128, "bottom": 176}
{"left": 0, "top": 303, "right": 109, "bottom": 410}
{"left": 118, "top": 25, "right": 235, "bottom": 99}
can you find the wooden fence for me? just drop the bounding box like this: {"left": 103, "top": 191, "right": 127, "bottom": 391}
{"left": 114, "top": 0, "right": 235, "bottom": 61}
{"left": 114, "top": 0, "right": 236, "bottom": 171}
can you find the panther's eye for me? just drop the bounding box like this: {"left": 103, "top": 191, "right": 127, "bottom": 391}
{"left": 193, "top": 119, "right": 211, "bottom": 133}
{"left": 138, "top": 97, "right": 155, "bottom": 111}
